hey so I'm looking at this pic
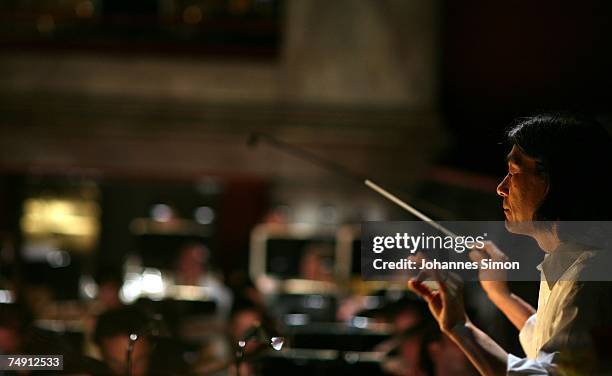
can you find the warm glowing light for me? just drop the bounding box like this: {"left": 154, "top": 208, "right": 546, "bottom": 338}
{"left": 21, "top": 197, "right": 100, "bottom": 252}
{"left": 183, "top": 5, "right": 203, "bottom": 25}
{"left": 37, "top": 14, "right": 55, "bottom": 33}
{"left": 141, "top": 268, "right": 164, "bottom": 295}
{"left": 171, "top": 285, "right": 207, "bottom": 301}
{"left": 22, "top": 199, "right": 99, "bottom": 235}
{"left": 229, "top": 0, "right": 251, "bottom": 14}
{"left": 119, "top": 269, "right": 168, "bottom": 303}
{"left": 75, "top": 0, "right": 94, "bottom": 18}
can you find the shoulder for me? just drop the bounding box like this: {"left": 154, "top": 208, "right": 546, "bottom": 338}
{"left": 572, "top": 250, "right": 612, "bottom": 286}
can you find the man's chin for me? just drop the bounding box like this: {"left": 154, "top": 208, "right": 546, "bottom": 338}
{"left": 504, "top": 219, "right": 517, "bottom": 233}
{"left": 504, "top": 219, "right": 536, "bottom": 235}
{"left": 503, "top": 211, "right": 514, "bottom": 230}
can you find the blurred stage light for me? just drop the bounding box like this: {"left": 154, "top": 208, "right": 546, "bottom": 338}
{"left": 141, "top": 268, "right": 165, "bottom": 297}
{"left": 120, "top": 272, "right": 143, "bottom": 303}
{"left": 79, "top": 275, "right": 98, "bottom": 299}
{"left": 150, "top": 204, "right": 173, "bottom": 222}
{"left": 21, "top": 196, "right": 100, "bottom": 252}
{"left": 46, "top": 250, "right": 71, "bottom": 268}
{"left": 194, "top": 206, "right": 214, "bottom": 224}
{"left": 285, "top": 313, "right": 309, "bottom": 326}
{"left": 0, "top": 290, "right": 14, "bottom": 304}
{"left": 271, "top": 337, "right": 284, "bottom": 351}
{"left": 120, "top": 268, "right": 167, "bottom": 303}
{"left": 304, "top": 294, "right": 325, "bottom": 309}
{"left": 351, "top": 316, "right": 369, "bottom": 329}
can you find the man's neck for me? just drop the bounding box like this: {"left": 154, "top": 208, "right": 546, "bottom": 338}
{"left": 532, "top": 227, "right": 561, "bottom": 253}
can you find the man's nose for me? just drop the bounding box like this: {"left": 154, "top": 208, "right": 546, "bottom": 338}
{"left": 496, "top": 174, "right": 509, "bottom": 197}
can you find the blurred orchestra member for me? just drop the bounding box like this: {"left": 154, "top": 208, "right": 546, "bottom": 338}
{"left": 94, "top": 266, "right": 124, "bottom": 312}
{"left": 94, "top": 306, "right": 151, "bottom": 376}
{"left": 299, "top": 243, "right": 334, "bottom": 282}
{"left": 174, "top": 242, "right": 233, "bottom": 318}
{"left": 0, "top": 302, "right": 31, "bottom": 354}
{"left": 229, "top": 297, "right": 279, "bottom": 349}
{"left": 392, "top": 304, "right": 431, "bottom": 376}
{"left": 226, "top": 298, "right": 274, "bottom": 376}
{"left": 385, "top": 299, "right": 477, "bottom": 376}
{"left": 427, "top": 335, "right": 477, "bottom": 376}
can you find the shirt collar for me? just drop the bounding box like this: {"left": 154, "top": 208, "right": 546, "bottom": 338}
{"left": 538, "top": 242, "right": 587, "bottom": 289}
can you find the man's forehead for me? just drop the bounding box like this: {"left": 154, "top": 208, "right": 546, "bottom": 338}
{"left": 506, "top": 145, "right": 540, "bottom": 168}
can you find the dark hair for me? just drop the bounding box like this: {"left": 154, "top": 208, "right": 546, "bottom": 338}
{"left": 507, "top": 113, "right": 612, "bottom": 221}
{"left": 0, "top": 301, "right": 33, "bottom": 332}
{"left": 93, "top": 306, "right": 151, "bottom": 345}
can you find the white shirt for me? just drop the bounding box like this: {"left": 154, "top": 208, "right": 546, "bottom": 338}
{"left": 507, "top": 247, "right": 612, "bottom": 375}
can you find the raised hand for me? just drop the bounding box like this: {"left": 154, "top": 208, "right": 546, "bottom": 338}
{"left": 407, "top": 267, "right": 468, "bottom": 333}
{"left": 468, "top": 241, "right": 510, "bottom": 299}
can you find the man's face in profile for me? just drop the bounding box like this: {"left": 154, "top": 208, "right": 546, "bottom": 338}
{"left": 497, "top": 145, "right": 549, "bottom": 233}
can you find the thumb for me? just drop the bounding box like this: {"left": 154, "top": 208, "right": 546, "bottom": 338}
{"left": 408, "top": 279, "right": 434, "bottom": 301}
{"left": 481, "top": 241, "right": 508, "bottom": 260}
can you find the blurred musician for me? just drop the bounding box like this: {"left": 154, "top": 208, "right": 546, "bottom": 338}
{"left": 299, "top": 243, "right": 335, "bottom": 282}
{"left": 174, "top": 242, "right": 233, "bottom": 318}
{"left": 0, "top": 302, "right": 31, "bottom": 355}
{"left": 94, "top": 306, "right": 152, "bottom": 376}
{"left": 94, "top": 266, "right": 124, "bottom": 312}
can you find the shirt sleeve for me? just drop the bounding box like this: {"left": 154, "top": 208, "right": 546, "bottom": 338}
{"left": 507, "top": 352, "right": 560, "bottom": 375}
{"left": 508, "top": 280, "right": 612, "bottom": 375}
{"left": 518, "top": 313, "right": 537, "bottom": 358}
{"left": 508, "top": 316, "right": 561, "bottom": 375}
